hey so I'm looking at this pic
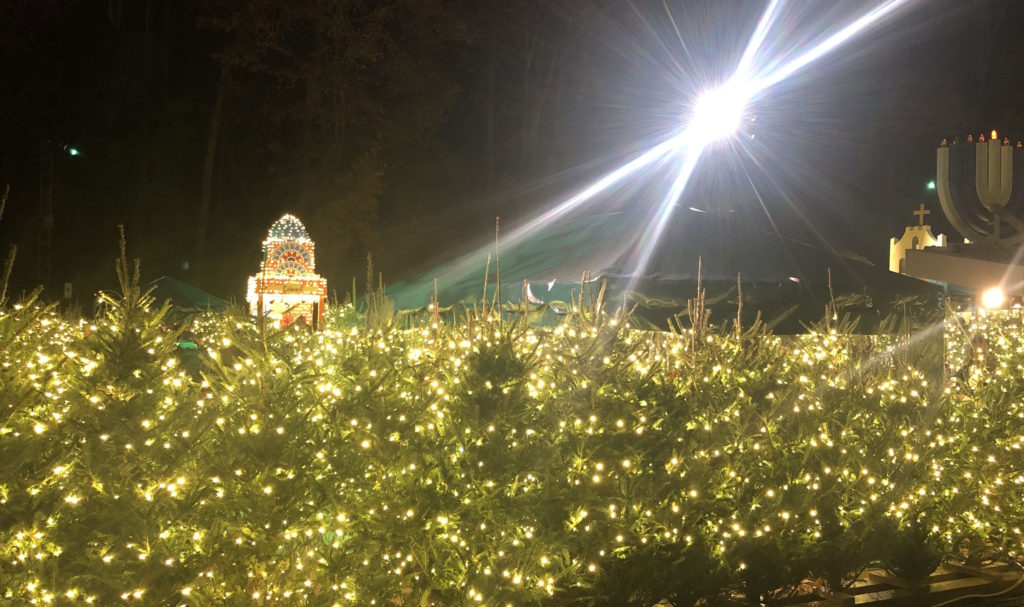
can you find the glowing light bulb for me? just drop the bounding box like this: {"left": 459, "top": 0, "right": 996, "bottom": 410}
{"left": 981, "top": 287, "right": 1006, "bottom": 310}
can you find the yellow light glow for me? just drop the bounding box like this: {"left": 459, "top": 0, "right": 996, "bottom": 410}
{"left": 981, "top": 286, "right": 1006, "bottom": 309}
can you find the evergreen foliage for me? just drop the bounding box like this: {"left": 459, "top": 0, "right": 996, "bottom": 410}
{"left": 1, "top": 270, "right": 1023, "bottom": 606}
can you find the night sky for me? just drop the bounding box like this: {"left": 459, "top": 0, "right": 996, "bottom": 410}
{"left": 2, "top": 0, "right": 1024, "bottom": 306}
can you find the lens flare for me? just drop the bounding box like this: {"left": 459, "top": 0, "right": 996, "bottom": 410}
{"left": 688, "top": 80, "right": 751, "bottom": 144}
{"left": 507, "top": 132, "right": 685, "bottom": 245}
{"left": 401, "top": 0, "right": 914, "bottom": 304}
{"left": 399, "top": 132, "right": 684, "bottom": 293}
{"left": 735, "top": 0, "right": 783, "bottom": 79}
{"left": 750, "top": 0, "right": 909, "bottom": 93}
{"left": 626, "top": 146, "right": 706, "bottom": 293}
{"left": 642, "top": 0, "right": 911, "bottom": 279}
{"left": 685, "top": 0, "right": 911, "bottom": 146}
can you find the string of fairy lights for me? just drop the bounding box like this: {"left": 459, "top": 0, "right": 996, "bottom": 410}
{"left": 1, "top": 293, "right": 1023, "bottom": 605}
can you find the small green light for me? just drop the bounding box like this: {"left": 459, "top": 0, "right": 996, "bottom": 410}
{"left": 67, "top": 147, "right": 80, "bottom": 157}
{"left": 926, "top": 180, "right": 936, "bottom": 190}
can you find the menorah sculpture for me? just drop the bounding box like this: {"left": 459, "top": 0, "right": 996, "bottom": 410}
{"left": 937, "top": 131, "right": 1024, "bottom": 245}
{"left": 902, "top": 131, "right": 1024, "bottom": 298}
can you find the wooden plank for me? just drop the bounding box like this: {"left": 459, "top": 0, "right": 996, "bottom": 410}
{"left": 741, "top": 562, "right": 1023, "bottom": 607}
{"left": 851, "top": 587, "right": 900, "bottom": 605}
{"left": 768, "top": 592, "right": 854, "bottom": 607}
{"left": 927, "top": 575, "right": 1000, "bottom": 594}
{"left": 851, "top": 569, "right": 1016, "bottom": 606}
{"left": 945, "top": 562, "right": 1020, "bottom": 582}
{"left": 866, "top": 572, "right": 915, "bottom": 590}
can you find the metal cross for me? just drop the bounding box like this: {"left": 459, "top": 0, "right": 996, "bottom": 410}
{"left": 913, "top": 203, "right": 930, "bottom": 226}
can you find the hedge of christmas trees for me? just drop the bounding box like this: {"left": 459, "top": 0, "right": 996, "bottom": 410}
{"left": 2, "top": 258, "right": 1024, "bottom": 606}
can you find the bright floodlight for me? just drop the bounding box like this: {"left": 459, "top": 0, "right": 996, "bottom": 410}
{"left": 981, "top": 287, "right": 1006, "bottom": 310}
{"left": 689, "top": 81, "right": 748, "bottom": 144}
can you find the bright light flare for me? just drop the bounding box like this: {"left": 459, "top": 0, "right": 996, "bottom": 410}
{"left": 398, "top": 0, "right": 915, "bottom": 304}
{"left": 684, "top": 0, "right": 910, "bottom": 146}
{"left": 640, "top": 0, "right": 911, "bottom": 284}
{"left": 511, "top": 132, "right": 685, "bottom": 239}
{"left": 626, "top": 146, "right": 705, "bottom": 289}
{"left": 735, "top": 0, "right": 782, "bottom": 79}
{"left": 397, "top": 131, "right": 684, "bottom": 294}
{"left": 750, "top": 0, "right": 909, "bottom": 92}
{"left": 688, "top": 80, "right": 750, "bottom": 144}
{"left": 677, "top": 0, "right": 780, "bottom": 147}
{"left": 981, "top": 287, "right": 1006, "bottom": 310}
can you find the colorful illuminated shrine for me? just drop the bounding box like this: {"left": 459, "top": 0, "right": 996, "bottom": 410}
{"left": 246, "top": 214, "right": 327, "bottom": 329}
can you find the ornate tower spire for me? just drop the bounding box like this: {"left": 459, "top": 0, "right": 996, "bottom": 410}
{"left": 246, "top": 214, "right": 328, "bottom": 329}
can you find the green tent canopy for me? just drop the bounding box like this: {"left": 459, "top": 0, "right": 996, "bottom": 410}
{"left": 388, "top": 208, "right": 944, "bottom": 333}
{"left": 145, "top": 276, "right": 230, "bottom": 312}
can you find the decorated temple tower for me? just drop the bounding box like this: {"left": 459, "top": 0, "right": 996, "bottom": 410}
{"left": 246, "top": 214, "right": 327, "bottom": 328}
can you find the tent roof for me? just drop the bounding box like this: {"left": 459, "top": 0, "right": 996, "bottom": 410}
{"left": 387, "top": 208, "right": 944, "bottom": 333}
{"left": 145, "top": 276, "right": 230, "bottom": 311}
{"left": 395, "top": 207, "right": 935, "bottom": 291}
